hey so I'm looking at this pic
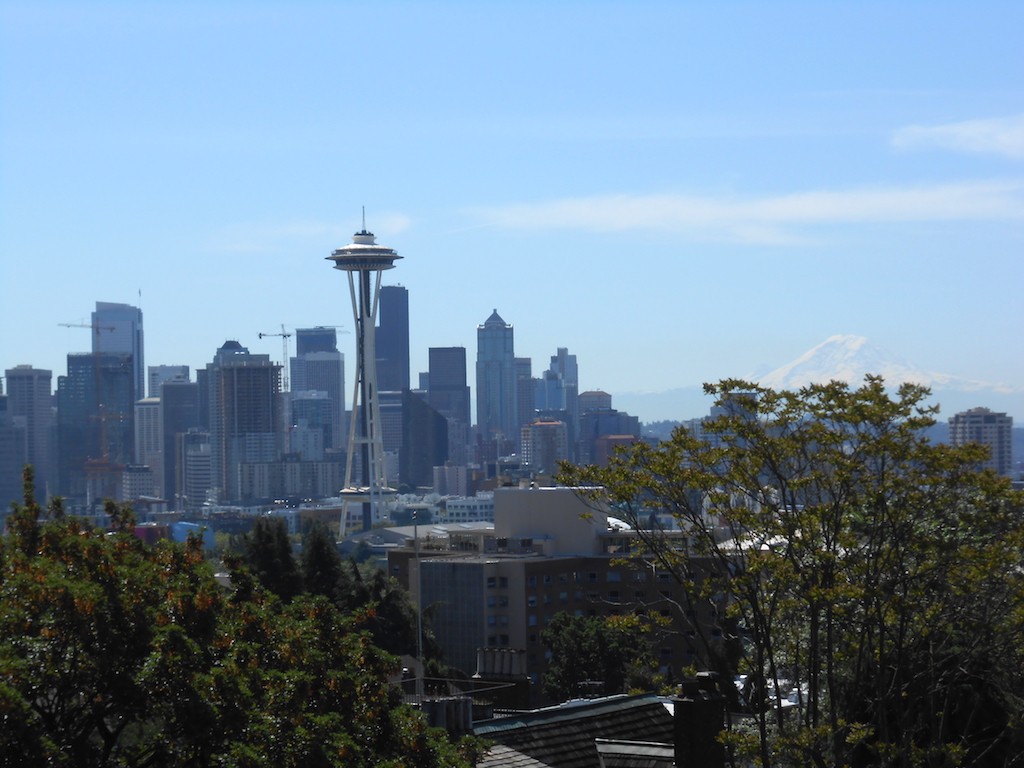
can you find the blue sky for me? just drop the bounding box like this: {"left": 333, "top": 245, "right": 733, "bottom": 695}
{"left": 2, "top": 1, "right": 1022, "bottom": 422}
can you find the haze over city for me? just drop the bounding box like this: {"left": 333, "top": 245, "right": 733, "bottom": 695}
{"left": 2, "top": 2, "right": 1022, "bottom": 422}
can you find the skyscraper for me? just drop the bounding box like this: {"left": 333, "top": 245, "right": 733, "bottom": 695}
{"left": 515, "top": 356, "right": 534, "bottom": 433}
{"left": 328, "top": 226, "right": 402, "bottom": 531}
{"left": 93, "top": 301, "right": 145, "bottom": 402}
{"left": 400, "top": 389, "right": 448, "bottom": 491}
{"left": 160, "top": 379, "right": 200, "bottom": 506}
{"left": 291, "top": 328, "right": 345, "bottom": 451}
{"left": 295, "top": 326, "right": 340, "bottom": 356}
{"left": 428, "top": 346, "right": 471, "bottom": 465}
{"left": 148, "top": 364, "right": 189, "bottom": 398}
{"left": 949, "top": 407, "right": 1013, "bottom": 476}
{"left": 56, "top": 352, "right": 135, "bottom": 504}
{"left": 202, "top": 341, "right": 282, "bottom": 502}
{"left": 377, "top": 285, "right": 410, "bottom": 392}
{"left": 476, "top": 309, "right": 516, "bottom": 441}
{"left": 134, "top": 397, "right": 162, "bottom": 497}
{"left": 0, "top": 387, "right": 27, "bottom": 511}
{"left": 549, "top": 347, "right": 579, "bottom": 431}
{"left": 4, "top": 365, "right": 53, "bottom": 494}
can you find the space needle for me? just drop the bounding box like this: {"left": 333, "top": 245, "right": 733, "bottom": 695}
{"left": 328, "top": 216, "right": 402, "bottom": 532}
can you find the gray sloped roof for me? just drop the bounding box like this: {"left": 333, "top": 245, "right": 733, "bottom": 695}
{"left": 474, "top": 695, "right": 674, "bottom": 768}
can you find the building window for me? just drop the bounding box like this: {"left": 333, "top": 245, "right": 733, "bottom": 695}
{"left": 528, "top": 615, "right": 538, "bottom": 627}
{"left": 543, "top": 574, "right": 552, "bottom": 585}
{"left": 499, "top": 576, "right": 509, "bottom": 588}
{"left": 498, "top": 595, "right": 509, "bottom": 608}
{"left": 486, "top": 595, "right": 497, "bottom": 608}
{"left": 527, "top": 575, "right": 537, "bottom": 587}
{"left": 527, "top": 596, "right": 537, "bottom": 608}
{"left": 559, "top": 591, "right": 568, "bottom": 603}
{"left": 606, "top": 571, "right": 621, "bottom": 583}
{"left": 487, "top": 576, "right": 496, "bottom": 589}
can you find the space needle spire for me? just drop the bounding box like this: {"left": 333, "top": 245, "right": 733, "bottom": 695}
{"left": 327, "top": 219, "right": 403, "bottom": 532}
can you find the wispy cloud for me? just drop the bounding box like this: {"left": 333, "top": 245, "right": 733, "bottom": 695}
{"left": 892, "top": 115, "right": 1024, "bottom": 159}
{"left": 469, "top": 181, "right": 1024, "bottom": 244}
{"left": 207, "top": 214, "right": 413, "bottom": 254}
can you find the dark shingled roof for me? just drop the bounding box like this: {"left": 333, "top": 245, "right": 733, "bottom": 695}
{"left": 474, "top": 694, "right": 675, "bottom": 768}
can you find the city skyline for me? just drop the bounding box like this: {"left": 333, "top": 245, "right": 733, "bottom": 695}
{"left": 2, "top": 2, "right": 1022, "bottom": 422}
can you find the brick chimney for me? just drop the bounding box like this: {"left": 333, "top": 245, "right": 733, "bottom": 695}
{"left": 674, "top": 673, "right": 726, "bottom": 768}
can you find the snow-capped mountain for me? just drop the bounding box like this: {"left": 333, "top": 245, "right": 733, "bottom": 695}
{"left": 753, "top": 335, "right": 1022, "bottom": 420}
{"left": 755, "top": 335, "right": 999, "bottom": 392}
{"left": 617, "top": 335, "right": 1022, "bottom": 423}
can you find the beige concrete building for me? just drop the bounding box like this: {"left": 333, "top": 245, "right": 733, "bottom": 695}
{"left": 394, "top": 486, "right": 721, "bottom": 705}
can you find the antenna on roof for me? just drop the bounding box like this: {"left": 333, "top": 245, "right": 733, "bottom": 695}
{"left": 362, "top": 205, "right": 366, "bottom": 232}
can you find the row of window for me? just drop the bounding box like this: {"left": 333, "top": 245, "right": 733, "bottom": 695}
{"left": 487, "top": 569, "right": 675, "bottom": 590}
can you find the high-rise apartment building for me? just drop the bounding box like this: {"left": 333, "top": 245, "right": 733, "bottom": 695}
{"left": 93, "top": 302, "right": 145, "bottom": 402}
{"left": 377, "top": 285, "right": 410, "bottom": 392}
{"left": 476, "top": 309, "right": 517, "bottom": 441}
{"left": 4, "top": 365, "right": 53, "bottom": 494}
{"left": 949, "top": 407, "right": 1013, "bottom": 476}
{"left": 202, "top": 341, "right": 282, "bottom": 502}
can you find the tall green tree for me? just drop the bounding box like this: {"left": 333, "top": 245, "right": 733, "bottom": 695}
{"left": 560, "top": 377, "right": 1024, "bottom": 768}
{"left": 300, "top": 522, "right": 352, "bottom": 607}
{"left": 243, "top": 515, "right": 303, "bottom": 601}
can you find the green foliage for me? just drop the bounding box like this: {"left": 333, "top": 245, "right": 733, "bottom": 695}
{"left": 0, "top": 471, "right": 476, "bottom": 767}
{"left": 541, "top": 611, "right": 659, "bottom": 701}
{"left": 243, "top": 516, "right": 303, "bottom": 601}
{"left": 560, "top": 377, "right": 1024, "bottom": 768}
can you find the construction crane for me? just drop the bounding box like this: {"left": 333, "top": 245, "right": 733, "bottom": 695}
{"left": 59, "top": 321, "right": 116, "bottom": 343}
{"left": 259, "top": 324, "right": 292, "bottom": 392}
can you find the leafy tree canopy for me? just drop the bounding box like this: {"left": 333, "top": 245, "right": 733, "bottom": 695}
{"left": 0, "top": 471, "right": 478, "bottom": 767}
{"left": 560, "top": 377, "right": 1024, "bottom": 768}
{"left": 540, "top": 611, "right": 659, "bottom": 702}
